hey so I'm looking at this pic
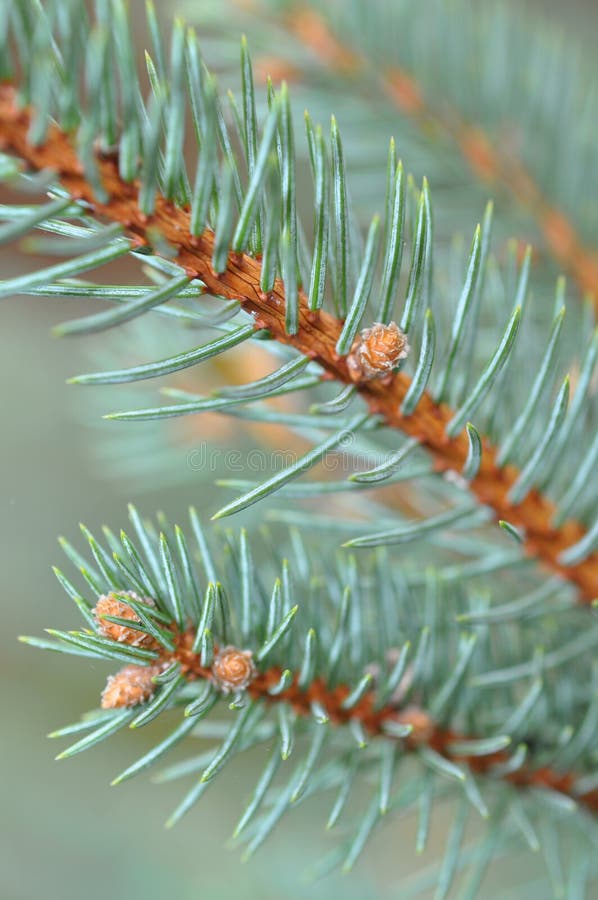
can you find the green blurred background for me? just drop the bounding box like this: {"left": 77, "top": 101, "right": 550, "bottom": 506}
{"left": 2, "top": 1, "right": 597, "bottom": 898}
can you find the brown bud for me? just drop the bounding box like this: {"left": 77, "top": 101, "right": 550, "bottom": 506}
{"left": 93, "top": 591, "right": 157, "bottom": 648}
{"left": 347, "top": 321, "right": 409, "bottom": 381}
{"left": 394, "top": 705, "right": 435, "bottom": 745}
{"left": 100, "top": 664, "right": 163, "bottom": 709}
{"left": 211, "top": 645, "right": 257, "bottom": 694}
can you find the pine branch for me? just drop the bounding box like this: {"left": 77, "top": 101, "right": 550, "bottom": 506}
{"left": 118, "top": 618, "right": 598, "bottom": 817}
{"left": 1, "top": 84, "right": 596, "bottom": 603}
{"left": 5, "top": 2, "right": 598, "bottom": 889}
{"left": 21, "top": 507, "right": 598, "bottom": 877}
{"left": 278, "top": 1, "right": 598, "bottom": 311}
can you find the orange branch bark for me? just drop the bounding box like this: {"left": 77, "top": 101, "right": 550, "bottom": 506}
{"left": 1, "top": 84, "right": 597, "bottom": 602}
{"left": 114, "top": 626, "right": 598, "bottom": 816}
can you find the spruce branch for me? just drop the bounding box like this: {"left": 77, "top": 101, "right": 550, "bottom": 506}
{"left": 0, "top": 0, "right": 598, "bottom": 897}
{"left": 4, "top": 1, "right": 598, "bottom": 890}
{"left": 94, "top": 614, "right": 598, "bottom": 817}
{"left": 0, "top": 83, "right": 596, "bottom": 602}
{"left": 19, "top": 508, "right": 598, "bottom": 876}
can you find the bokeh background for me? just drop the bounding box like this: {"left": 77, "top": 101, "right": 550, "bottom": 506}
{"left": 2, "top": 1, "right": 597, "bottom": 898}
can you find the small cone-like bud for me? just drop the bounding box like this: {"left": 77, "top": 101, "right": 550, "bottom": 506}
{"left": 101, "top": 664, "right": 163, "bottom": 709}
{"left": 211, "top": 645, "right": 257, "bottom": 693}
{"left": 93, "top": 591, "right": 157, "bottom": 648}
{"left": 347, "top": 321, "right": 410, "bottom": 381}
{"left": 395, "top": 705, "right": 435, "bottom": 745}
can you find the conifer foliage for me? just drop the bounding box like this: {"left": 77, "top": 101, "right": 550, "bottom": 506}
{"left": 2, "top": 0, "right": 598, "bottom": 894}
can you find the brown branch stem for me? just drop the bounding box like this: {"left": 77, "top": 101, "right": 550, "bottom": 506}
{"left": 155, "top": 627, "right": 598, "bottom": 816}
{"left": 0, "top": 84, "right": 597, "bottom": 602}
